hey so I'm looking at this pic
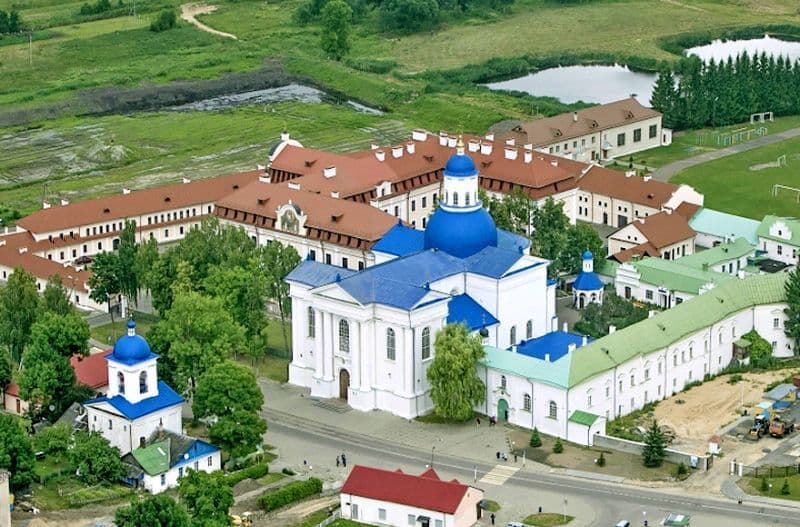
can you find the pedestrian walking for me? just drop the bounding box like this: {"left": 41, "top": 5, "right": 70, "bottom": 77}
{"left": 514, "top": 453, "right": 518, "bottom": 463}
{"left": 336, "top": 455, "right": 340, "bottom": 467}
{"left": 490, "top": 512, "right": 495, "bottom": 525}
{"left": 341, "top": 453, "right": 347, "bottom": 467}
{"left": 476, "top": 417, "right": 481, "bottom": 426}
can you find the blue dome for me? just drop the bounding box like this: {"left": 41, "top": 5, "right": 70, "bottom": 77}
{"left": 582, "top": 250, "right": 593, "bottom": 260}
{"left": 112, "top": 321, "right": 152, "bottom": 363}
{"left": 444, "top": 152, "right": 477, "bottom": 178}
{"left": 424, "top": 206, "right": 498, "bottom": 258}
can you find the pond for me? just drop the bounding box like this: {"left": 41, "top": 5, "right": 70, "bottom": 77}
{"left": 169, "top": 83, "right": 383, "bottom": 115}
{"left": 485, "top": 35, "right": 800, "bottom": 105}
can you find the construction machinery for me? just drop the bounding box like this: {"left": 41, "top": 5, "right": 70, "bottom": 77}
{"left": 748, "top": 414, "right": 770, "bottom": 440}
{"left": 769, "top": 415, "right": 796, "bottom": 438}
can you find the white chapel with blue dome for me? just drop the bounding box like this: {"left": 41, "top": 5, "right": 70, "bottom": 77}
{"left": 286, "top": 138, "right": 559, "bottom": 418}
{"left": 573, "top": 250, "right": 604, "bottom": 309}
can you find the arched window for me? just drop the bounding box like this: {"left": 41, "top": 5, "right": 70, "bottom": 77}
{"left": 526, "top": 320, "right": 533, "bottom": 340}
{"left": 465, "top": 193, "right": 471, "bottom": 205}
{"left": 117, "top": 372, "right": 125, "bottom": 394}
{"left": 307, "top": 307, "right": 316, "bottom": 338}
{"left": 548, "top": 401, "right": 557, "bottom": 419}
{"left": 338, "top": 319, "right": 350, "bottom": 353}
{"left": 523, "top": 393, "right": 531, "bottom": 411}
{"left": 510, "top": 326, "right": 517, "bottom": 346}
{"left": 421, "top": 327, "right": 431, "bottom": 360}
{"left": 718, "top": 330, "right": 723, "bottom": 344}
{"left": 386, "top": 328, "right": 396, "bottom": 360}
{"left": 453, "top": 192, "right": 459, "bottom": 206}
{"left": 139, "top": 371, "right": 147, "bottom": 394}
{"left": 500, "top": 375, "right": 507, "bottom": 391}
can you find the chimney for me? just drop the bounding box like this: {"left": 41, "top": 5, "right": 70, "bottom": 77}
{"left": 323, "top": 166, "right": 337, "bottom": 178}
{"left": 562, "top": 321, "right": 568, "bottom": 332}
{"left": 411, "top": 129, "right": 427, "bottom": 141}
{"left": 18, "top": 247, "right": 27, "bottom": 254}
{"left": 550, "top": 160, "right": 558, "bottom": 167}
{"left": 544, "top": 352, "right": 551, "bottom": 362}
{"left": 288, "top": 182, "right": 301, "bottom": 190}
{"left": 625, "top": 170, "right": 635, "bottom": 178}
{"left": 438, "top": 132, "right": 448, "bottom": 146}
{"left": 406, "top": 142, "right": 415, "bottom": 154}
{"left": 648, "top": 310, "right": 656, "bottom": 318}
{"left": 468, "top": 139, "right": 480, "bottom": 153}
{"left": 485, "top": 133, "right": 494, "bottom": 141}
{"left": 280, "top": 130, "right": 290, "bottom": 142}
{"left": 392, "top": 146, "right": 403, "bottom": 158}
{"left": 480, "top": 143, "right": 493, "bottom": 156}
{"left": 609, "top": 325, "right": 616, "bottom": 334}
{"left": 60, "top": 198, "right": 69, "bottom": 206}
{"left": 0, "top": 240, "right": 5, "bottom": 247}
{"left": 582, "top": 335, "right": 588, "bottom": 346}
{"left": 330, "top": 191, "right": 340, "bottom": 199}
{"left": 42, "top": 201, "right": 51, "bottom": 209}
{"left": 643, "top": 175, "right": 652, "bottom": 182}
{"left": 572, "top": 111, "right": 578, "bottom": 122}
{"left": 122, "top": 188, "right": 131, "bottom": 195}
{"left": 524, "top": 143, "right": 533, "bottom": 150}
{"left": 375, "top": 150, "right": 385, "bottom": 162}
{"left": 504, "top": 148, "right": 518, "bottom": 160}
{"left": 256, "top": 164, "right": 266, "bottom": 171}
{"left": 505, "top": 138, "right": 516, "bottom": 146}
{"left": 182, "top": 177, "right": 191, "bottom": 184}
{"left": 370, "top": 143, "right": 379, "bottom": 150}
{"left": 567, "top": 343, "right": 576, "bottom": 353}
{"left": 524, "top": 151, "right": 533, "bottom": 163}
{"left": 258, "top": 174, "right": 271, "bottom": 183}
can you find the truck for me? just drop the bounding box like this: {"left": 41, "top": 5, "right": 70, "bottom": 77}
{"left": 769, "top": 415, "right": 795, "bottom": 438}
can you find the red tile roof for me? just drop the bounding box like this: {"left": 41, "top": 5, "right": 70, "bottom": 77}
{"left": 578, "top": 166, "right": 678, "bottom": 208}
{"left": 0, "top": 232, "right": 91, "bottom": 291}
{"left": 4, "top": 381, "right": 19, "bottom": 397}
{"left": 628, "top": 211, "right": 695, "bottom": 249}
{"left": 341, "top": 465, "right": 471, "bottom": 514}
{"left": 70, "top": 350, "right": 112, "bottom": 390}
{"left": 610, "top": 242, "right": 660, "bottom": 263}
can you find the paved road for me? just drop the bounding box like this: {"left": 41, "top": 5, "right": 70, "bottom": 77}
{"left": 264, "top": 407, "right": 800, "bottom": 527}
{"left": 652, "top": 126, "right": 800, "bottom": 182}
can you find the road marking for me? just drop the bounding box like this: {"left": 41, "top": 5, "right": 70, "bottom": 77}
{"left": 479, "top": 464, "right": 519, "bottom": 485}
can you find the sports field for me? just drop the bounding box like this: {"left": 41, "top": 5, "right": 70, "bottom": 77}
{"left": 672, "top": 135, "right": 800, "bottom": 219}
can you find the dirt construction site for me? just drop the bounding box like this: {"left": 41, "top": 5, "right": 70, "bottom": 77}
{"left": 652, "top": 370, "right": 795, "bottom": 459}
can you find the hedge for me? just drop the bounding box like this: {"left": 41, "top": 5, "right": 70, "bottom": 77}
{"left": 259, "top": 478, "right": 323, "bottom": 511}
{"left": 223, "top": 463, "right": 270, "bottom": 487}
{"left": 66, "top": 485, "right": 132, "bottom": 508}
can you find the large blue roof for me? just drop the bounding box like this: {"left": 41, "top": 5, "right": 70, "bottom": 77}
{"left": 516, "top": 331, "right": 591, "bottom": 363}
{"left": 444, "top": 151, "right": 478, "bottom": 178}
{"left": 284, "top": 260, "right": 357, "bottom": 288}
{"left": 373, "top": 223, "right": 528, "bottom": 259}
{"left": 573, "top": 271, "right": 604, "bottom": 291}
{"left": 85, "top": 381, "right": 184, "bottom": 420}
{"left": 109, "top": 321, "right": 157, "bottom": 365}
{"left": 424, "top": 206, "right": 498, "bottom": 258}
{"left": 447, "top": 294, "right": 498, "bottom": 331}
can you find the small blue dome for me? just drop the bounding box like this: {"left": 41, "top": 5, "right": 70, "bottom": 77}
{"left": 582, "top": 250, "right": 593, "bottom": 260}
{"left": 424, "top": 206, "right": 498, "bottom": 258}
{"left": 444, "top": 152, "right": 477, "bottom": 178}
{"left": 112, "top": 321, "right": 152, "bottom": 362}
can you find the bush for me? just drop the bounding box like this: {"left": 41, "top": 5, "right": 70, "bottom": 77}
{"left": 259, "top": 478, "right": 323, "bottom": 512}
{"left": 781, "top": 479, "right": 791, "bottom": 495}
{"left": 683, "top": 380, "right": 703, "bottom": 391}
{"left": 344, "top": 58, "right": 398, "bottom": 74}
{"left": 379, "top": 0, "right": 439, "bottom": 34}
{"left": 552, "top": 438, "right": 563, "bottom": 454}
{"left": 529, "top": 428, "right": 542, "bottom": 448}
{"left": 675, "top": 462, "right": 688, "bottom": 478}
{"left": 281, "top": 467, "right": 296, "bottom": 476}
{"left": 596, "top": 452, "right": 606, "bottom": 467}
{"left": 223, "top": 463, "right": 269, "bottom": 487}
{"left": 727, "top": 374, "right": 743, "bottom": 385}
{"left": 150, "top": 9, "right": 177, "bottom": 32}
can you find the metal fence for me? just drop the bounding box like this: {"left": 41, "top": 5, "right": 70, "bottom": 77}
{"left": 315, "top": 509, "right": 341, "bottom": 527}
{"left": 741, "top": 464, "right": 800, "bottom": 478}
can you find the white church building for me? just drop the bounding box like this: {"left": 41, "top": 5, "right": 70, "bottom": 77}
{"left": 84, "top": 320, "right": 221, "bottom": 492}
{"left": 286, "top": 139, "right": 557, "bottom": 418}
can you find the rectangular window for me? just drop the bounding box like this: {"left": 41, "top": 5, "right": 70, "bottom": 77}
{"left": 778, "top": 245, "right": 783, "bottom": 255}
{"left": 644, "top": 369, "right": 650, "bottom": 380}
{"left": 658, "top": 362, "right": 662, "bottom": 374}
{"left": 774, "top": 318, "right": 780, "bottom": 329}
{"left": 605, "top": 386, "right": 610, "bottom": 398}
{"left": 378, "top": 509, "right": 386, "bottom": 521}
{"left": 325, "top": 254, "right": 332, "bottom": 265}
{"left": 358, "top": 261, "right": 365, "bottom": 270}
{"left": 617, "top": 133, "right": 626, "bottom": 147}
{"left": 630, "top": 374, "right": 635, "bottom": 387}
{"left": 411, "top": 200, "right": 416, "bottom": 211}
{"left": 341, "top": 257, "right": 349, "bottom": 269}
{"left": 108, "top": 419, "right": 112, "bottom": 430}
{"left": 179, "top": 226, "right": 185, "bottom": 235}
{"left": 208, "top": 456, "right": 213, "bottom": 467}
{"left": 587, "top": 395, "right": 592, "bottom": 407}
{"left": 160, "top": 474, "right": 166, "bottom": 485}
{"left": 645, "top": 290, "right": 653, "bottom": 300}
{"left": 649, "top": 124, "right": 657, "bottom": 139}
{"left": 309, "top": 249, "right": 316, "bottom": 261}
{"left": 164, "top": 229, "right": 169, "bottom": 238}
{"left": 422, "top": 197, "right": 427, "bottom": 208}
{"left": 179, "top": 467, "right": 184, "bottom": 478}
{"left": 633, "top": 128, "right": 642, "bottom": 142}
{"left": 394, "top": 206, "right": 399, "bottom": 216}
{"left": 618, "top": 380, "right": 623, "bottom": 392}
{"left": 352, "top": 504, "right": 359, "bottom": 519}
{"left": 408, "top": 514, "right": 416, "bottom": 525}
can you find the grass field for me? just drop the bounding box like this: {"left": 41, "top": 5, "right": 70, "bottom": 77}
{"left": 743, "top": 473, "right": 800, "bottom": 501}
{"left": 672, "top": 135, "right": 800, "bottom": 219}
{"left": 523, "top": 513, "right": 574, "bottom": 527}
{"left": 90, "top": 311, "right": 160, "bottom": 345}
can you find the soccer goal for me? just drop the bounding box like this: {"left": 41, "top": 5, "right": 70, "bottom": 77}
{"left": 773, "top": 182, "right": 800, "bottom": 202}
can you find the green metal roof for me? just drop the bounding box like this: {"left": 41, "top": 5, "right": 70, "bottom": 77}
{"left": 131, "top": 438, "right": 170, "bottom": 476}
{"left": 568, "top": 273, "right": 788, "bottom": 387}
{"left": 757, "top": 215, "right": 800, "bottom": 246}
{"left": 480, "top": 345, "right": 572, "bottom": 389}
{"left": 568, "top": 410, "right": 600, "bottom": 426}
{"left": 625, "top": 257, "right": 732, "bottom": 294}
{"left": 675, "top": 238, "right": 754, "bottom": 270}
{"left": 595, "top": 259, "right": 619, "bottom": 278}
{"left": 689, "top": 208, "right": 759, "bottom": 245}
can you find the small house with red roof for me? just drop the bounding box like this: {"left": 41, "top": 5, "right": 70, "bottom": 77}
{"left": 3, "top": 381, "right": 28, "bottom": 416}
{"left": 340, "top": 465, "right": 484, "bottom": 527}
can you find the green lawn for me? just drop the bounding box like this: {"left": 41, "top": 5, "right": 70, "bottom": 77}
{"left": 742, "top": 473, "right": 800, "bottom": 501}
{"left": 292, "top": 509, "right": 333, "bottom": 527}
{"left": 523, "top": 513, "right": 574, "bottom": 527}
{"left": 30, "top": 474, "right": 133, "bottom": 510}
{"left": 671, "top": 134, "right": 800, "bottom": 219}
{"left": 89, "top": 311, "right": 160, "bottom": 346}
{"left": 328, "top": 521, "right": 364, "bottom": 527}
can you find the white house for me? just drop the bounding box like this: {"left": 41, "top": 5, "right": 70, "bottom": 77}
{"left": 757, "top": 215, "right": 800, "bottom": 267}
{"left": 83, "top": 320, "right": 185, "bottom": 456}
{"left": 285, "top": 141, "right": 556, "bottom": 419}
{"left": 340, "top": 465, "right": 484, "bottom": 527}
{"left": 608, "top": 210, "right": 697, "bottom": 262}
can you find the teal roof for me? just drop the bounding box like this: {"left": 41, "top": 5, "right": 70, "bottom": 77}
{"left": 625, "top": 256, "right": 733, "bottom": 294}
{"left": 480, "top": 345, "right": 573, "bottom": 389}
{"left": 689, "top": 208, "right": 759, "bottom": 245}
{"left": 675, "top": 238, "right": 754, "bottom": 270}
{"left": 568, "top": 410, "right": 600, "bottom": 426}
{"left": 596, "top": 259, "right": 619, "bottom": 278}
{"left": 568, "top": 273, "right": 788, "bottom": 387}
{"left": 132, "top": 438, "right": 170, "bottom": 476}
{"left": 757, "top": 215, "right": 800, "bottom": 247}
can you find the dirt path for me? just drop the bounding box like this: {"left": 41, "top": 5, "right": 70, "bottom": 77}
{"left": 180, "top": 3, "right": 238, "bottom": 40}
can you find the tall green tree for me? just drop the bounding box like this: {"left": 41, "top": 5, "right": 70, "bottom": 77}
{"left": 427, "top": 324, "right": 485, "bottom": 421}
{"left": 151, "top": 290, "right": 246, "bottom": 395}
{"left": 785, "top": 266, "right": 800, "bottom": 352}
{"left": 18, "top": 345, "right": 77, "bottom": 421}
{"left": 33, "top": 422, "right": 72, "bottom": 460}
{"left": 88, "top": 251, "right": 122, "bottom": 326}
{"left": 28, "top": 311, "right": 90, "bottom": 359}
{"left": 558, "top": 223, "right": 604, "bottom": 275}
{"left": 531, "top": 198, "right": 569, "bottom": 277}
{"left": 117, "top": 220, "right": 140, "bottom": 306}
{"left": 650, "top": 64, "right": 678, "bottom": 129}
{"left": 135, "top": 236, "right": 160, "bottom": 296}
{"left": 43, "top": 274, "right": 73, "bottom": 316}
{"left": 258, "top": 241, "right": 301, "bottom": 354}
{"left": 178, "top": 470, "right": 233, "bottom": 526}
{"left": 483, "top": 187, "right": 533, "bottom": 236}
{"left": 115, "top": 495, "right": 191, "bottom": 527}
{"left": 641, "top": 420, "right": 667, "bottom": 468}
{"left": 194, "top": 361, "right": 267, "bottom": 458}
{"left": 379, "top": 0, "right": 439, "bottom": 33}
{"left": 70, "top": 431, "right": 124, "bottom": 484}
{"left": 320, "top": 0, "right": 352, "bottom": 60}
{"left": 0, "top": 414, "right": 35, "bottom": 491}
{"left": 0, "top": 350, "right": 11, "bottom": 392}
{"left": 0, "top": 267, "right": 40, "bottom": 363}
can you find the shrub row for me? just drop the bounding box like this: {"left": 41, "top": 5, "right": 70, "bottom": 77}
{"left": 223, "top": 463, "right": 269, "bottom": 487}
{"left": 344, "top": 57, "right": 398, "bottom": 74}
{"left": 259, "top": 478, "right": 323, "bottom": 512}
{"left": 66, "top": 485, "right": 131, "bottom": 508}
